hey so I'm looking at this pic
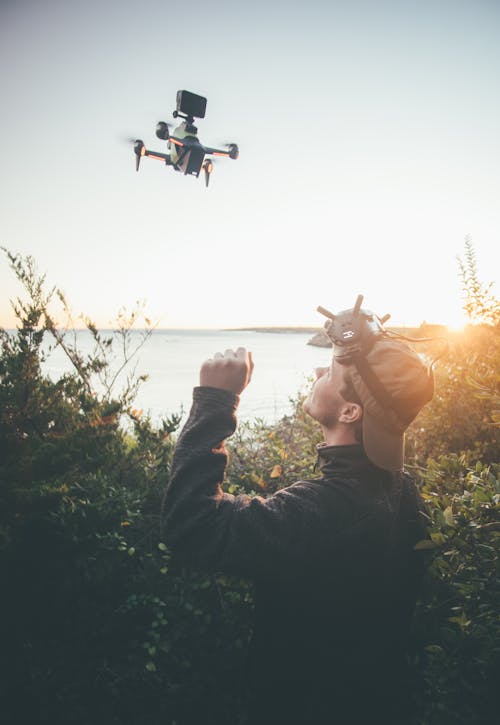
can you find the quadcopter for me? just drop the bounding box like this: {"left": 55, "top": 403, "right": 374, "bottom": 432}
{"left": 133, "top": 90, "right": 239, "bottom": 187}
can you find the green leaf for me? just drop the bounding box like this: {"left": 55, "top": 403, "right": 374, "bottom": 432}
{"left": 128, "top": 547, "right": 135, "bottom": 556}
{"left": 431, "top": 532, "right": 447, "bottom": 545}
{"left": 443, "top": 506, "right": 455, "bottom": 526}
{"left": 158, "top": 542, "right": 167, "bottom": 551}
{"left": 448, "top": 614, "right": 471, "bottom": 629}
{"left": 414, "top": 539, "right": 436, "bottom": 550}
{"left": 425, "top": 644, "right": 444, "bottom": 654}
{"left": 145, "top": 661, "right": 156, "bottom": 672}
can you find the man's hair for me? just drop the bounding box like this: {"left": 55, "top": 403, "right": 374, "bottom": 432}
{"left": 339, "top": 368, "right": 363, "bottom": 443}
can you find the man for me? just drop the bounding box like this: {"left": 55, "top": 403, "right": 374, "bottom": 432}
{"left": 162, "top": 310, "right": 433, "bottom": 724}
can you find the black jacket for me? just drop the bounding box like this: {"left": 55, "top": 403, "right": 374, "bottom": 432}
{"left": 162, "top": 387, "right": 427, "bottom": 722}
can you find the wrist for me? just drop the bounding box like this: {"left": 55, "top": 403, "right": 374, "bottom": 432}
{"left": 194, "top": 386, "right": 240, "bottom": 408}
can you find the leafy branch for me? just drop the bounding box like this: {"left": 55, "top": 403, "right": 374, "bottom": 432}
{"left": 457, "top": 237, "right": 500, "bottom": 326}
{"left": 1, "top": 248, "right": 154, "bottom": 409}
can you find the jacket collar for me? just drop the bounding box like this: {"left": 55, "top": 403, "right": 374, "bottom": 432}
{"left": 316, "top": 443, "right": 383, "bottom": 478}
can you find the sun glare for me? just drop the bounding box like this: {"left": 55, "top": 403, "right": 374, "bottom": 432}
{"left": 440, "top": 309, "right": 469, "bottom": 333}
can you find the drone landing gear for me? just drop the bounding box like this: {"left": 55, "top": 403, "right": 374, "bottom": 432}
{"left": 203, "top": 160, "right": 213, "bottom": 187}
{"left": 134, "top": 140, "right": 145, "bottom": 171}
{"left": 134, "top": 140, "right": 172, "bottom": 171}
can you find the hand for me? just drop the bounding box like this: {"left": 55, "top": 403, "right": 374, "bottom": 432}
{"left": 200, "top": 347, "right": 254, "bottom": 395}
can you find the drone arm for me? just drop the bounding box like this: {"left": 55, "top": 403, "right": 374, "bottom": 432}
{"left": 204, "top": 146, "right": 231, "bottom": 157}
{"left": 205, "top": 143, "right": 239, "bottom": 160}
{"left": 168, "top": 137, "right": 185, "bottom": 148}
{"left": 144, "top": 149, "right": 172, "bottom": 163}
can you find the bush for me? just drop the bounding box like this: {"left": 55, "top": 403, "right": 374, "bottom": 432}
{"left": 1, "top": 244, "right": 499, "bottom": 724}
{"left": 406, "top": 239, "right": 499, "bottom": 465}
{"left": 411, "top": 455, "right": 499, "bottom": 724}
{"left": 0, "top": 251, "right": 253, "bottom": 725}
{"left": 405, "top": 322, "right": 500, "bottom": 465}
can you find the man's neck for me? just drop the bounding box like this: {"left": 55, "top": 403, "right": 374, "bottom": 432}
{"left": 321, "top": 424, "right": 359, "bottom": 448}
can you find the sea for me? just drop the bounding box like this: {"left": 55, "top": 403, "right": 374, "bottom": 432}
{"left": 40, "top": 329, "right": 333, "bottom": 426}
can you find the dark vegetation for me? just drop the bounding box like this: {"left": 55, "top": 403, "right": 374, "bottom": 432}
{"left": 1, "top": 240, "right": 498, "bottom": 724}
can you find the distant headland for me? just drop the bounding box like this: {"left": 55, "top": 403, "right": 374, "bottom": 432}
{"left": 224, "top": 327, "right": 319, "bottom": 334}
{"left": 224, "top": 323, "right": 449, "bottom": 348}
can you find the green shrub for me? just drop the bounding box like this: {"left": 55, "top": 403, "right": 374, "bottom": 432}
{"left": 406, "top": 240, "right": 499, "bottom": 465}
{"left": 0, "top": 251, "right": 252, "bottom": 724}
{"left": 410, "top": 455, "right": 499, "bottom": 724}
{"left": 405, "top": 322, "right": 500, "bottom": 465}
{"left": 1, "top": 244, "right": 499, "bottom": 724}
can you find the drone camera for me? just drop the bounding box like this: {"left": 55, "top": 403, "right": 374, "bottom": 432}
{"left": 176, "top": 90, "right": 207, "bottom": 119}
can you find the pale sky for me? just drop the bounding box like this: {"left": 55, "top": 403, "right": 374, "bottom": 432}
{"left": 1, "top": 0, "right": 499, "bottom": 329}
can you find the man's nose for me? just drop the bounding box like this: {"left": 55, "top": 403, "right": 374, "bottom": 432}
{"left": 315, "top": 367, "right": 327, "bottom": 379}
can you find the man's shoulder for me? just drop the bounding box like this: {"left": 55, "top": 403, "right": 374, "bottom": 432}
{"left": 272, "top": 474, "right": 377, "bottom": 526}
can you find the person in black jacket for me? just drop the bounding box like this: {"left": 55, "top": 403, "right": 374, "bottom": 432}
{"left": 162, "top": 331, "right": 433, "bottom": 725}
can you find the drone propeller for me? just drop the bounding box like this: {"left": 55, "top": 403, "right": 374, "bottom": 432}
{"left": 213, "top": 142, "right": 239, "bottom": 159}
{"left": 133, "top": 139, "right": 145, "bottom": 171}
{"left": 227, "top": 143, "right": 239, "bottom": 160}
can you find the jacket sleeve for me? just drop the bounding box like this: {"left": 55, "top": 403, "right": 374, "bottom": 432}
{"left": 161, "top": 386, "right": 327, "bottom": 577}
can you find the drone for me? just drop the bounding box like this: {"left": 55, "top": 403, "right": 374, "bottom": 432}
{"left": 133, "top": 90, "right": 239, "bottom": 187}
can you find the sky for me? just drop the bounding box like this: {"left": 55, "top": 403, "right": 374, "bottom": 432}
{"left": 1, "top": 0, "right": 499, "bottom": 329}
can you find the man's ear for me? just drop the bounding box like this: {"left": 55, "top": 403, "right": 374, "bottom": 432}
{"left": 339, "top": 402, "right": 363, "bottom": 425}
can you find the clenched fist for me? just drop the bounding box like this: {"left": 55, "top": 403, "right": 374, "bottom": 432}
{"left": 200, "top": 347, "right": 254, "bottom": 395}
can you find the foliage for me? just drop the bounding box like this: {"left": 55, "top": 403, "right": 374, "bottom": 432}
{"left": 405, "top": 322, "right": 500, "bottom": 464}
{"left": 458, "top": 236, "right": 500, "bottom": 326}
{"left": 410, "top": 455, "right": 499, "bottom": 724}
{"left": 406, "top": 240, "right": 499, "bottom": 465}
{"left": 227, "top": 400, "right": 321, "bottom": 496}
{"left": 1, "top": 243, "right": 499, "bottom": 724}
{"left": 0, "top": 250, "right": 252, "bottom": 725}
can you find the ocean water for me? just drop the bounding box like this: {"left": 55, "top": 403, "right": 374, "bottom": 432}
{"left": 41, "top": 329, "right": 333, "bottom": 425}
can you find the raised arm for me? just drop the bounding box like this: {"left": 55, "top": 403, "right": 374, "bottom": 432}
{"left": 161, "top": 348, "right": 325, "bottom": 576}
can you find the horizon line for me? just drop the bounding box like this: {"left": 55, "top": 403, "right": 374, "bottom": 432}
{"left": 1, "top": 321, "right": 453, "bottom": 332}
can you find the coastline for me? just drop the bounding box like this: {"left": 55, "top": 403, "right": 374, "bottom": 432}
{"left": 223, "top": 323, "right": 450, "bottom": 348}
{"left": 223, "top": 326, "right": 320, "bottom": 334}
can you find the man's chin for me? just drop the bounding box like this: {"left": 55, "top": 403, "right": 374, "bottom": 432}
{"left": 302, "top": 398, "right": 312, "bottom": 418}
